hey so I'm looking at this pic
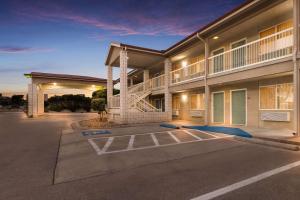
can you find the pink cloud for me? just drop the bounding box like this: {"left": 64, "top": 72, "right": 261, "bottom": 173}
{"left": 0, "top": 46, "right": 55, "bottom": 54}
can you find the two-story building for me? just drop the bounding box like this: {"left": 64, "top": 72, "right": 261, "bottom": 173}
{"left": 105, "top": 0, "right": 300, "bottom": 135}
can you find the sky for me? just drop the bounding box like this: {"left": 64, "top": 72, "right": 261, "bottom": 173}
{"left": 0, "top": 0, "right": 246, "bottom": 92}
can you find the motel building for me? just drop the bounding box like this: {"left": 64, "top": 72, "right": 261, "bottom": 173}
{"left": 105, "top": 0, "right": 300, "bottom": 136}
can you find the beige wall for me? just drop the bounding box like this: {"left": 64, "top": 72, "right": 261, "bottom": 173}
{"left": 210, "top": 75, "right": 294, "bottom": 129}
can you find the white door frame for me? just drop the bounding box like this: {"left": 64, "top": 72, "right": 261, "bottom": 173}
{"left": 211, "top": 91, "right": 225, "bottom": 124}
{"left": 230, "top": 88, "right": 247, "bottom": 126}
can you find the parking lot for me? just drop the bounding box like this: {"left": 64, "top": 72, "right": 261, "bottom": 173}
{"left": 3, "top": 113, "right": 300, "bottom": 200}
{"left": 88, "top": 129, "right": 232, "bottom": 155}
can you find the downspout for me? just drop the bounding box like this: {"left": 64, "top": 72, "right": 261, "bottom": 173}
{"left": 196, "top": 33, "right": 210, "bottom": 125}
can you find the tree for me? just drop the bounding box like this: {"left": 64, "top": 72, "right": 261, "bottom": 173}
{"left": 11, "top": 95, "right": 25, "bottom": 108}
{"left": 92, "top": 89, "right": 119, "bottom": 104}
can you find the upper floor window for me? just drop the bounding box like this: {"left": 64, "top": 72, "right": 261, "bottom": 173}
{"left": 259, "top": 83, "right": 293, "bottom": 110}
{"left": 212, "top": 48, "right": 225, "bottom": 73}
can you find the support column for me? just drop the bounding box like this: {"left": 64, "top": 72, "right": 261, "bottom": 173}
{"left": 120, "top": 49, "right": 128, "bottom": 123}
{"left": 204, "top": 39, "right": 210, "bottom": 125}
{"left": 293, "top": 0, "right": 300, "bottom": 135}
{"left": 164, "top": 58, "right": 172, "bottom": 121}
{"left": 37, "top": 86, "right": 44, "bottom": 115}
{"left": 28, "top": 83, "right": 38, "bottom": 117}
{"left": 143, "top": 69, "right": 150, "bottom": 90}
{"left": 107, "top": 65, "right": 113, "bottom": 108}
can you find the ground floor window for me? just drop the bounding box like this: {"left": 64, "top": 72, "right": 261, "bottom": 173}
{"left": 190, "top": 93, "right": 205, "bottom": 110}
{"left": 259, "top": 83, "right": 293, "bottom": 110}
{"left": 172, "top": 96, "right": 180, "bottom": 110}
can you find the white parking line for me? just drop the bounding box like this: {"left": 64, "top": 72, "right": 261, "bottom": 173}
{"left": 88, "top": 139, "right": 102, "bottom": 155}
{"left": 183, "top": 130, "right": 203, "bottom": 140}
{"left": 150, "top": 133, "right": 159, "bottom": 146}
{"left": 101, "top": 137, "right": 114, "bottom": 153}
{"left": 127, "top": 135, "right": 135, "bottom": 150}
{"left": 190, "top": 160, "right": 300, "bottom": 200}
{"left": 193, "top": 129, "right": 219, "bottom": 138}
{"left": 168, "top": 131, "right": 180, "bottom": 143}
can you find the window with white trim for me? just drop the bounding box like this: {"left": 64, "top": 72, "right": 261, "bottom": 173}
{"left": 259, "top": 83, "right": 293, "bottom": 110}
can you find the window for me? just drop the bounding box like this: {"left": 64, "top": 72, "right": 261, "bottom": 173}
{"left": 277, "top": 84, "right": 293, "bottom": 109}
{"left": 231, "top": 39, "right": 247, "bottom": 68}
{"left": 190, "top": 93, "right": 205, "bottom": 110}
{"left": 172, "top": 96, "right": 180, "bottom": 110}
{"left": 212, "top": 48, "right": 224, "bottom": 73}
{"left": 259, "top": 83, "right": 293, "bottom": 110}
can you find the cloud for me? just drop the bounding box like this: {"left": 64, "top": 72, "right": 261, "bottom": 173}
{"left": 0, "top": 46, "right": 55, "bottom": 54}
{"left": 11, "top": 0, "right": 245, "bottom": 38}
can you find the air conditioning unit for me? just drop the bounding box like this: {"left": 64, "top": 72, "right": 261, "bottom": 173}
{"left": 261, "top": 112, "right": 290, "bottom": 122}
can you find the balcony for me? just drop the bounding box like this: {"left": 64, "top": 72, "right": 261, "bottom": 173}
{"left": 169, "top": 28, "right": 293, "bottom": 85}
{"left": 170, "top": 59, "right": 205, "bottom": 84}
{"left": 209, "top": 28, "right": 293, "bottom": 75}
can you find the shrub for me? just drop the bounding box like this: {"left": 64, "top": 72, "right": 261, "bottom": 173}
{"left": 46, "top": 94, "right": 91, "bottom": 112}
{"left": 92, "top": 89, "right": 120, "bottom": 104}
{"left": 91, "top": 98, "right": 106, "bottom": 112}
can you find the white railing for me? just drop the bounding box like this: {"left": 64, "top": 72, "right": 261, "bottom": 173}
{"left": 170, "top": 59, "right": 205, "bottom": 84}
{"left": 209, "top": 28, "right": 293, "bottom": 74}
{"left": 150, "top": 74, "right": 165, "bottom": 90}
{"left": 108, "top": 96, "right": 120, "bottom": 108}
{"left": 128, "top": 94, "right": 161, "bottom": 112}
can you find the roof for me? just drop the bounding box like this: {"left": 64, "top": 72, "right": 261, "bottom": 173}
{"left": 105, "top": 0, "right": 271, "bottom": 64}
{"left": 24, "top": 72, "right": 113, "bottom": 83}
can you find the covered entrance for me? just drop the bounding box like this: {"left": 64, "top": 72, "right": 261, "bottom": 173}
{"left": 24, "top": 72, "right": 107, "bottom": 117}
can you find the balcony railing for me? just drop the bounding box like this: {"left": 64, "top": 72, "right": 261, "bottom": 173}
{"left": 209, "top": 28, "right": 293, "bottom": 74}
{"left": 170, "top": 59, "right": 205, "bottom": 84}
{"left": 149, "top": 74, "right": 165, "bottom": 90}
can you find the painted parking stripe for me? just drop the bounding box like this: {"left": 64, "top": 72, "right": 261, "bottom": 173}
{"left": 88, "top": 139, "right": 102, "bottom": 155}
{"left": 168, "top": 131, "right": 180, "bottom": 143}
{"left": 127, "top": 135, "right": 135, "bottom": 150}
{"left": 190, "top": 160, "right": 300, "bottom": 200}
{"left": 102, "top": 137, "right": 114, "bottom": 153}
{"left": 183, "top": 130, "right": 203, "bottom": 140}
{"left": 194, "top": 129, "right": 219, "bottom": 138}
{"left": 150, "top": 133, "right": 159, "bottom": 146}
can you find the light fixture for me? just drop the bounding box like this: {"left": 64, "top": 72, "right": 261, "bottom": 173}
{"left": 213, "top": 36, "right": 219, "bottom": 40}
{"left": 92, "top": 85, "right": 95, "bottom": 88}
{"left": 53, "top": 82, "right": 57, "bottom": 86}
{"left": 182, "top": 61, "right": 187, "bottom": 68}
{"left": 181, "top": 94, "right": 188, "bottom": 102}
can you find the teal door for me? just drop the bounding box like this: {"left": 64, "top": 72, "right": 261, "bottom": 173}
{"left": 231, "top": 90, "right": 246, "bottom": 125}
{"left": 213, "top": 92, "right": 224, "bottom": 123}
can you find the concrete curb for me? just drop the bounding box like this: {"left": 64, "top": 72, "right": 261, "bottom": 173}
{"left": 234, "top": 136, "right": 300, "bottom": 151}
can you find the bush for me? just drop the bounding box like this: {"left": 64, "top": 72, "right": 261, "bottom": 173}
{"left": 46, "top": 94, "right": 91, "bottom": 112}
{"left": 92, "top": 89, "right": 119, "bottom": 104}
{"left": 91, "top": 98, "right": 106, "bottom": 112}
{"left": 0, "top": 96, "right": 11, "bottom": 106}
{"left": 11, "top": 95, "right": 25, "bottom": 108}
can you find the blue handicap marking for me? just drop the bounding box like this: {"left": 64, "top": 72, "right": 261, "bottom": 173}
{"left": 81, "top": 130, "right": 111, "bottom": 136}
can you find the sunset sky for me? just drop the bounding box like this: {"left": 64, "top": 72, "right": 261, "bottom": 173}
{"left": 0, "top": 0, "right": 245, "bottom": 92}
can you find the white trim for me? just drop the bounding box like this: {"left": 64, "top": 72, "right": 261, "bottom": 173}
{"left": 211, "top": 47, "right": 225, "bottom": 73}
{"left": 259, "top": 83, "right": 294, "bottom": 110}
{"left": 211, "top": 91, "right": 225, "bottom": 124}
{"left": 230, "top": 38, "right": 247, "bottom": 68}
{"left": 230, "top": 89, "right": 247, "bottom": 126}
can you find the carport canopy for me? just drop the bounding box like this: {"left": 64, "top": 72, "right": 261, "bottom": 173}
{"left": 24, "top": 72, "right": 109, "bottom": 117}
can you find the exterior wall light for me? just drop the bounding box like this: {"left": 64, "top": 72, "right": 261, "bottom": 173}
{"left": 213, "top": 36, "right": 219, "bottom": 40}
{"left": 181, "top": 94, "right": 188, "bottom": 102}
{"left": 53, "top": 83, "right": 57, "bottom": 86}
{"left": 182, "top": 61, "right": 187, "bottom": 68}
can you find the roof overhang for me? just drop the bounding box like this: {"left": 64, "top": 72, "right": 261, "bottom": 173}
{"left": 24, "top": 72, "right": 115, "bottom": 84}
{"left": 105, "top": 42, "right": 165, "bottom": 69}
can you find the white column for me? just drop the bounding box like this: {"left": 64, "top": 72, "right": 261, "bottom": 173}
{"left": 204, "top": 39, "right": 210, "bottom": 125}
{"left": 120, "top": 49, "right": 128, "bottom": 123}
{"left": 143, "top": 69, "right": 150, "bottom": 91}
{"left": 37, "top": 87, "right": 44, "bottom": 115}
{"left": 28, "top": 83, "right": 38, "bottom": 117}
{"left": 164, "top": 58, "right": 172, "bottom": 121}
{"left": 107, "top": 65, "right": 113, "bottom": 108}
{"left": 293, "top": 0, "right": 300, "bottom": 135}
